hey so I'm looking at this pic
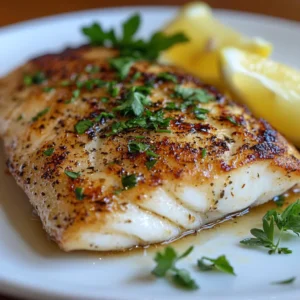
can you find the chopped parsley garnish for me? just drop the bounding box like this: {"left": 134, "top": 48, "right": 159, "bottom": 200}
{"left": 157, "top": 72, "right": 177, "bottom": 83}
{"left": 271, "top": 277, "right": 296, "bottom": 285}
{"left": 82, "top": 14, "right": 188, "bottom": 60}
{"left": 152, "top": 246, "right": 198, "bottom": 290}
{"left": 101, "top": 97, "right": 109, "bottom": 103}
{"left": 85, "top": 65, "right": 100, "bottom": 73}
{"left": 240, "top": 200, "right": 300, "bottom": 254}
{"left": 107, "top": 81, "right": 120, "bottom": 97}
{"left": 23, "top": 71, "right": 46, "bottom": 86}
{"left": 66, "top": 89, "right": 80, "bottom": 104}
{"left": 43, "top": 148, "right": 54, "bottom": 156}
{"left": 156, "top": 129, "right": 172, "bottom": 133}
{"left": 114, "top": 89, "right": 150, "bottom": 116}
{"left": 60, "top": 80, "right": 70, "bottom": 86}
{"left": 64, "top": 170, "right": 81, "bottom": 179}
{"left": 43, "top": 87, "right": 55, "bottom": 93}
{"left": 107, "top": 110, "right": 171, "bottom": 136}
{"left": 75, "top": 187, "right": 85, "bottom": 200}
{"left": 194, "top": 107, "right": 209, "bottom": 120}
{"left": 122, "top": 174, "right": 138, "bottom": 190}
{"left": 32, "top": 107, "right": 50, "bottom": 122}
{"left": 94, "top": 112, "right": 115, "bottom": 122}
{"left": 131, "top": 72, "right": 141, "bottom": 82}
{"left": 145, "top": 159, "right": 157, "bottom": 170}
{"left": 201, "top": 148, "right": 207, "bottom": 158}
{"left": 165, "top": 102, "right": 179, "bottom": 110}
{"left": 75, "top": 119, "right": 94, "bottom": 134}
{"left": 128, "top": 141, "right": 159, "bottom": 169}
{"left": 197, "top": 255, "right": 235, "bottom": 275}
{"left": 110, "top": 56, "right": 135, "bottom": 79}
{"left": 77, "top": 78, "right": 106, "bottom": 91}
{"left": 175, "top": 86, "right": 214, "bottom": 105}
{"left": 226, "top": 116, "right": 240, "bottom": 126}
{"left": 128, "top": 141, "right": 150, "bottom": 153}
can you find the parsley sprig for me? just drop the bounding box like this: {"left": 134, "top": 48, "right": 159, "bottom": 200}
{"left": 82, "top": 14, "right": 188, "bottom": 60}
{"left": 240, "top": 200, "right": 300, "bottom": 254}
{"left": 152, "top": 246, "right": 198, "bottom": 290}
{"left": 197, "top": 255, "right": 235, "bottom": 275}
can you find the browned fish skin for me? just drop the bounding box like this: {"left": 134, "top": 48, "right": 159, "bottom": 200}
{"left": 1, "top": 46, "right": 300, "bottom": 251}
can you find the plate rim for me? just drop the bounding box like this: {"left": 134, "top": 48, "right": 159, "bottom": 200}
{"left": 1, "top": 5, "right": 300, "bottom": 300}
{"left": 1, "top": 5, "right": 300, "bottom": 36}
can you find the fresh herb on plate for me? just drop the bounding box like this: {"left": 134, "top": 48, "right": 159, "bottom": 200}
{"left": 64, "top": 170, "right": 81, "bottom": 179}
{"left": 32, "top": 107, "right": 50, "bottom": 122}
{"left": 152, "top": 246, "right": 198, "bottom": 290}
{"left": 110, "top": 56, "right": 136, "bottom": 79}
{"left": 157, "top": 72, "right": 178, "bottom": 83}
{"left": 271, "top": 277, "right": 296, "bottom": 285}
{"left": 75, "top": 187, "right": 85, "bottom": 200}
{"left": 75, "top": 120, "right": 94, "bottom": 135}
{"left": 114, "top": 89, "right": 150, "bottom": 116}
{"left": 43, "top": 148, "right": 54, "bottom": 156}
{"left": 197, "top": 255, "right": 235, "bottom": 275}
{"left": 240, "top": 200, "right": 300, "bottom": 254}
{"left": 24, "top": 71, "right": 46, "bottom": 86}
{"left": 82, "top": 14, "right": 188, "bottom": 60}
{"left": 122, "top": 174, "right": 138, "bottom": 190}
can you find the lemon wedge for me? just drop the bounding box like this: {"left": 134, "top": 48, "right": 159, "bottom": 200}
{"left": 161, "top": 2, "right": 272, "bottom": 88}
{"left": 220, "top": 47, "right": 300, "bottom": 147}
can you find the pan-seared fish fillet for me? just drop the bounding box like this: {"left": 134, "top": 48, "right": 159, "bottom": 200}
{"left": 1, "top": 46, "right": 300, "bottom": 251}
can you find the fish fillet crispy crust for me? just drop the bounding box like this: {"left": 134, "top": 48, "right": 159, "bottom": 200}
{"left": 1, "top": 46, "right": 300, "bottom": 251}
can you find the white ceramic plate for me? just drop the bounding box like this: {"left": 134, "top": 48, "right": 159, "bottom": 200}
{"left": 1, "top": 6, "right": 300, "bottom": 300}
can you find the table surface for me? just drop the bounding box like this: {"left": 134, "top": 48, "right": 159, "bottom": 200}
{"left": 1, "top": 0, "right": 299, "bottom": 299}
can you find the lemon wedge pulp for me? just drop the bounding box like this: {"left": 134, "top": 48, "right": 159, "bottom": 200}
{"left": 220, "top": 47, "right": 300, "bottom": 147}
{"left": 161, "top": 2, "right": 272, "bottom": 88}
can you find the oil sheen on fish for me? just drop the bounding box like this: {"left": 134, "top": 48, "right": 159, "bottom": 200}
{"left": 1, "top": 46, "right": 300, "bottom": 251}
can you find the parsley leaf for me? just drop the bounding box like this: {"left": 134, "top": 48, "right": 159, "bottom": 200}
{"left": 24, "top": 71, "right": 46, "bottom": 86}
{"left": 43, "top": 148, "right": 54, "bottom": 156}
{"left": 201, "top": 148, "right": 207, "bottom": 158}
{"left": 227, "top": 116, "right": 240, "bottom": 126}
{"left": 110, "top": 56, "right": 135, "bottom": 79}
{"left": 157, "top": 72, "right": 178, "bottom": 83}
{"left": 32, "top": 107, "right": 50, "bottom": 122}
{"left": 152, "top": 246, "right": 198, "bottom": 290}
{"left": 65, "top": 89, "right": 80, "bottom": 104}
{"left": 107, "top": 81, "right": 120, "bottom": 97}
{"left": 271, "top": 277, "right": 296, "bottom": 285}
{"left": 81, "top": 23, "right": 109, "bottom": 45}
{"left": 197, "top": 255, "right": 235, "bottom": 275}
{"left": 75, "top": 187, "right": 85, "bottom": 200}
{"left": 64, "top": 170, "right": 81, "bottom": 179}
{"left": 128, "top": 141, "right": 150, "bottom": 153}
{"left": 145, "top": 159, "right": 157, "bottom": 170}
{"left": 94, "top": 112, "right": 115, "bottom": 122}
{"left": 122, "top": 14, "right": 141, "bottom": 43}
{"left": 240, "top": 200, "right": 300, "bottom": 254}
{"left": 114, "top": 89, "right": 150, "bottom": 116}
{"left": 122, "top": 174, "right": 138, "bottom": 190}
{"left": 75, "top": 119, "right": 94, "bottom": 134}
{"left": 175, "top": 86, "right": 214, "bottom": 105}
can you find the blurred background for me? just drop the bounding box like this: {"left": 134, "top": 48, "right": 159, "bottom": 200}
{"left": 1, "top": 0, "right": 300, "bottom": 27}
